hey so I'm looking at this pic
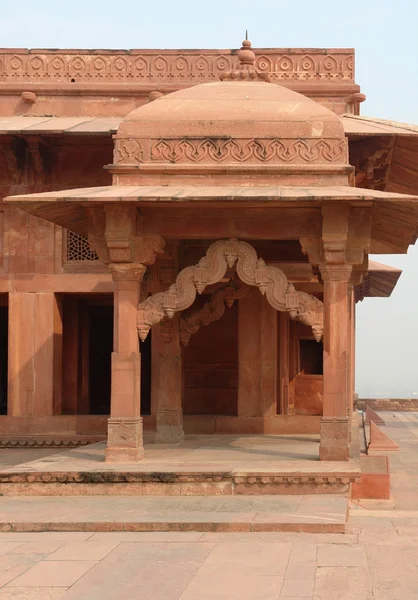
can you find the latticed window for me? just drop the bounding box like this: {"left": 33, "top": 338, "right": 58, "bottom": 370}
{"left": 66, "top": 230, "right": 99, "bottom": 262}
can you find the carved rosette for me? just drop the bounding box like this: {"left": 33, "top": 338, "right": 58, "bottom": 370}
{"left": 137, "top": 239, "right": 324, "bottom": 342}
{"left": 179, "top": 281, "right": 249, "bottom": 346}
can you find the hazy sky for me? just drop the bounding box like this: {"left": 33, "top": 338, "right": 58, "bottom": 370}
{"left": 2, "top": 0, "right": 418, "bottom": 396}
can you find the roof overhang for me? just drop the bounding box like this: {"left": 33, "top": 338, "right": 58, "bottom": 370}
{"left": 5, "top": 184, "right": 418, "bottom": 255}
{"left": 1, "top": 115, "right": 417, "bottom": 138}
{"left": 356, "top": 260, "right": 402, "bottom": 301}
{"left": 0, "top": 116, "right": 121, "bottom": 135}
{"left": 342, "top": 115, "right": 418, "bottom": 137}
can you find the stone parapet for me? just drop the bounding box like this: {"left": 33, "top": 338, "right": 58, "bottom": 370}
{"left": 0, "top": 48, "right": 355, "bottom": 88}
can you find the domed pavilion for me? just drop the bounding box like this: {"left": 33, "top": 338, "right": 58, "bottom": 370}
{"left": 7, "top": 39, "right": 418, "bottom": 468}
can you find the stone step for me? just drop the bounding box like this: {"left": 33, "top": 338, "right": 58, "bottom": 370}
{"left": 0, "top": 467, "right": 359, "bottom": 496}
{"left": 0, "top": 494, "right": 348, "bottom": 533}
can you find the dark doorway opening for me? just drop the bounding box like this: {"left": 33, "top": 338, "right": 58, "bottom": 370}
{"left": 0, "top": 305, "right": 8, "bottom": 415}
{"left": 89, "top": 305, "right": 113, "bottom": 415}
{"left": 140, "top": 333, "right": 152, "bottom": 415}
{"left": 62, "top": 294, "right": 152, "bottom": 415}
{"left": 299, "top": 339, "right": 324, "bottom": 375}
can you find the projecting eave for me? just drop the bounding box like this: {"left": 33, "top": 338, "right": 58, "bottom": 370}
{"left": 1, "top": 115, "right": 417, "bottom": 137}
{"left": 356, "top": 260, "right": 403, "bottom": 302}
{"left": 5, "top": 184, "right": 418, "bottom": 255}
{"left": 342, "top": 114, "right": 418, "bottom": 137}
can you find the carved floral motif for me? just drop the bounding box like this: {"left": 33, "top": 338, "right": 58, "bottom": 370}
{"left": 137, "top": 239, "right": 324, "bottom": 342}
{"left": 114, "top": 138, "right": 143, "bottom": 163}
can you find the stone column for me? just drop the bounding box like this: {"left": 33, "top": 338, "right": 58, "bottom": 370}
{"left": 259, "top": 298, "right": 278, "bottom": 417}
{"left": 319, "top": 264, "right": 352, "bottom": 461}
{"left": 85, "top": 204, "right": 165, "bottom": 462}
{"left": 278, "top": 312, "right": 290, "bottom": 415}
{"left": 238, "top": 288, "right": 277, "bottom": 417}
{"left": 349, "top": 286, "right": 356, "bottom": 415}
{"left": 105, "top": 263, "right": 145, "bottom": 462}
{"left": 155, "top": 316, "right": 184, "bottom": 443}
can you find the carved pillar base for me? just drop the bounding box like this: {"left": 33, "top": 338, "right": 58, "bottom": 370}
{"left": 155, "top": 409, "right": 184, "bottom": 443}
{"left": 105, "top": 416, "right": 145, "bottom": 462}
{"left": 319, "top": 417, "right": 350, "bottom": 461}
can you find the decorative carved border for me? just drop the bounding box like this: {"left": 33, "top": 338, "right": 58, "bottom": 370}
{"left": 137, "top": 239, "right": 324, "bottom": 342}
{"left": 114, "top": 137, "right": 348, "bottom": 165}
{"left": 0, "top": 471, "right": 360, "bottom": 485}
{"left": 0, "top": 437, "right": 106, "bottom": 448}
{"left": 180, "top": 281, "right": 249, "bottom": 346}
{"left": 0, "top": 50, "right": 354, "bottom": 86}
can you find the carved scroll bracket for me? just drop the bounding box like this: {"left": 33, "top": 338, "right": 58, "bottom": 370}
{"left": 137, "top": 238, "right": 324, "bottom": 343}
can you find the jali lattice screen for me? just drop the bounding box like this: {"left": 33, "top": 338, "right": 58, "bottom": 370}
{"left": 66, "top": 231, "right": 99, "bottom": 262}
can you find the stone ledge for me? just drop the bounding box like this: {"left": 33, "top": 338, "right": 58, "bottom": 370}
{"left": 0, "top": 436, "right": 106, "bottom": 448}
{"left": 0, "top": 471, "right": 360, "bottom": 485}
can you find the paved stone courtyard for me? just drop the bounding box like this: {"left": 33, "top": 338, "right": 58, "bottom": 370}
{"left": 1, "top": 524, "right": 418, "bottom": 600}
{"left": 0, "top": 412, "right": 418, "bottom": 599}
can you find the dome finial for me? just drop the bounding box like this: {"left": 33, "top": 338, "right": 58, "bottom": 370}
{"left": 219, "top": 37, "right": 270, "bottom": 82}
{"left": 237, "top": 35, "right": 256, "bottom": 68}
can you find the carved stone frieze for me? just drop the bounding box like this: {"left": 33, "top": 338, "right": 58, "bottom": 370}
{"left": 0, "top": 470, "right": 359, "bottom": 486}
{"left": 113, "top": 137, "right": 347, "bottom": 165}
{"left": 179, "top": 281, "right": 249, "bottom": 346}
{"left": 137, "top": 239, "right": 324, "bottom": 342}
{"left": 0, "top": 50, "right": 354, "bottom": 86}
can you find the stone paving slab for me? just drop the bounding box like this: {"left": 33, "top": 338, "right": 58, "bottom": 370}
{"left": 0, "top": 436, "right": 360, "bottom": 474}
{"left": 0, "top": 495, "right": 348, "bottom": 533}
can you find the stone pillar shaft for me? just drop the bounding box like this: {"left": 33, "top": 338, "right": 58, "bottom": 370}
{"left": 155, "top": 316, "right": 184, "bottom": 443}
{"left": 319, "top": 264, "right": 352, "bottom": 461}
{"left": 279, "top": 312, "right": 290, "bottom": 415}
{"left": 105, "top": 265, "right": 145, "bottom": 463}
{"left": 238, "top": 288, "right": 277, "bottom": 417}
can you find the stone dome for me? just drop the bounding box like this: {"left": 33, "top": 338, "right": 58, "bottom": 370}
{"left": 111, "top": 42, "right": 350, "bottom": 187}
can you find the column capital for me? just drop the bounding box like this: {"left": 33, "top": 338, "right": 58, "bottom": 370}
{"left": 319, "top": 264, "right": 352, "bottom": 282}
{"left": 109, "top": 263, "right": 147, "bottom": 282}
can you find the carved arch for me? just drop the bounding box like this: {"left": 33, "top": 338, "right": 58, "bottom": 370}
{"left": 137, "top": 239, "right": 323, "bottom": 342}
{"left": 179, "top": 280, "right": 249, "bottom": 346}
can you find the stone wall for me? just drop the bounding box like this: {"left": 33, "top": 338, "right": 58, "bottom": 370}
{"left": 356, "top": 398, "right": 418, "bottom": 411}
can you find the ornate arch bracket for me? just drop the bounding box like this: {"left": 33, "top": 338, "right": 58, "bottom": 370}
{"left": 137, "top": 239, "right": 324, "bottom": 342}
{"left": 180, "top": 280, "right": 249, "bottom": 346}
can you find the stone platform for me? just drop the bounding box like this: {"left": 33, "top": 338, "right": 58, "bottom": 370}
{"left": 0, "top": 434, "right": 361, "bottom": 497}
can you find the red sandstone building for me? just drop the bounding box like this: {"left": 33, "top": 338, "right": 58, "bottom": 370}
{"left": 1, "top": 40, "right": 417, "bottom": 462}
